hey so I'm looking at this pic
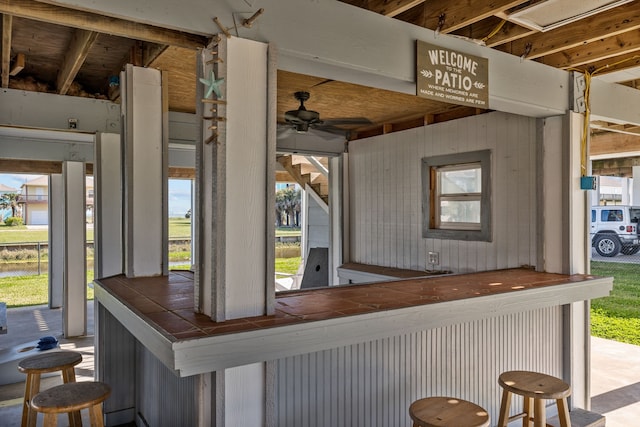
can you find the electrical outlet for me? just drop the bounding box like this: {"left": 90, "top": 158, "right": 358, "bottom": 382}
{"left": 428, "top": 251, "right": 439, "bottom": 265}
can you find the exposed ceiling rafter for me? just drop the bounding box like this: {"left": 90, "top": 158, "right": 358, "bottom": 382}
{"left": 57, "top": 29, "right": 98, "bottom": 95}
{"left": 0, "top": 0, "right": 207, "bottom": 49}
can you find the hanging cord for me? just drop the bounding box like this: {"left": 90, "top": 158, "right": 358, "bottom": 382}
{"left": 482, "top": 19, "right": 506, "bottom": 43}
{"left": 569, "top": 54, "right": 640, "bottom": 177}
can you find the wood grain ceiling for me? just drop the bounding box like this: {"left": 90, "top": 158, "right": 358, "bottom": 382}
{"left": 1, "top": 0, "right": 640, "bottom": 147}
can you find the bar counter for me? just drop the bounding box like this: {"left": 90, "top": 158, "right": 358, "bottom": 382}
{"left": 94, "top": 268, "right": 612, "bottom": 377}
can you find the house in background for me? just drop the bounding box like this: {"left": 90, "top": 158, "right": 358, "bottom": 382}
{"left": 18, "top": 176, "right": 94, "bottom": 225}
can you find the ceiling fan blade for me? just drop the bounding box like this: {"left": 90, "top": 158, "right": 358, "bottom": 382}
{"left": 278, "top": 123, "right": 347, "bottom": 141}
{"left": 321, "top": 117, "right": 372, "bottom": 126}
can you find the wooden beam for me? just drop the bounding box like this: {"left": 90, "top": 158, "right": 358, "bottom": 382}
{"left": 578, "top": 51, "right": 640, "bottom": 76}
{"left": 590, "top": 131, "right": 640, "bottom": 157}
{"left": 0, "top": 0, "right": 207, "bottom": 49}
{"left": 9, "top": 51, "right": 24, "bottom": 76}
{"left": 169, "top": 166, "right": 195, "bottom": 179}
{"left": 541, "top": 31, "right": 640, "bottom": 69}
{"left": 57, "top": 29, "right": 99, "bottom": 95}
{"left": 144, "top": 44, "right": 170, "bottom": 67}
{"left": 0, "top": 158, "right": 62, "bottom": 174}
{"left": 1, "top": 14, "right": 11, "bottom": 88}
{"left": 356, "top": 0, "right": 426, "bottom": 18}
{"left": 397, "top": 0, "right": 529, "bottom": 34}
{"left": 451, "top": 18, "right": 536, "bottom": 48}
{"left": 592, "top": 121, "right": 640, "bottom": 137}
{"left": 502, "top": 2, "right": 640, "bottom": 60}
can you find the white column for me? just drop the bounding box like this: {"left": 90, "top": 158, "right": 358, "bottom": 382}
{"left": 94, "top": 132, "right": 123, "bottom": 278}
{"left": 122, "top": 65, "right": 168, "bottom": 277}
{"left": 62, "top": 161, "right": 87, "bottom": 337}
{"left": 632, "top": 166, "right": 640, "bottom": 205}
{"left": 622, "top": 177, "right": 631, "bottom": 205}
{"left": 566, "top": 111, "right": 590, "bottom": 409}
{"left": 194, "top": 36, "right": 274, "bottom": 426}
{"left": 48, "top": 174, "right": 63, "bottom": 309}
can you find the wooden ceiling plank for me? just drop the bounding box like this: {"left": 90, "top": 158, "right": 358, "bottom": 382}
{"left": 1, "top": 14, "right": 11, "bottom": 88}
{"left": 402, "top": 0, "right": 529, "bottom": 34}
{"left": 0, "top": 0, "right": 207, "bottom": 49}
{"left": 591, "top": 131, "right": 640, "bottom": 157}
{"left": 57, "top": 29, "right": 99, "bottom": 95}
{"left": 541, "top": 31, "right": 640, "bottom": 69}
{"left": 362, "top": 0, "right": 427, "bottom": 18}
{"left": 0, "top": 158, "right": 62, "bottom": 174}
{"left": 502, "top": 2, "right": 640, "bottom": 60}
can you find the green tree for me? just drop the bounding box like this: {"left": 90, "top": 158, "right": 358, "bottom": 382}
{"left": 275, "top": 186, "right": 301, "bottom": 227}
{"left": 0, "top": 192, "right": 20, "bottom": 218}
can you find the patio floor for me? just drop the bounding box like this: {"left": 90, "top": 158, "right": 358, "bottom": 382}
{"left": 0, "top": 302, "right": 639, "bottom": 426}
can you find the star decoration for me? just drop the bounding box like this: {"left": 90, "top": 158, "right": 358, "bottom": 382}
{"left": 199, "top": 70, "right": 225, "bottom": 99}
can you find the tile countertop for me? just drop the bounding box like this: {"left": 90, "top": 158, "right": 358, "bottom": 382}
{"left": 94, "top": 268, "right": 613, "bottom": 376}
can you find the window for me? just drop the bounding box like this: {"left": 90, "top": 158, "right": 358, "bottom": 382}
{"left": 602, "top": 209, "right": 622, "bottom": 222}
{"left": 422, "top": 150, "right": 491, "bottom": 241}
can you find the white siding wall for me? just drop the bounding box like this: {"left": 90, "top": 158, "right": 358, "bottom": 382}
{"left": 275, "top": 306, "right": 563, "bottom": 427}
{"left": 349, "top": 111, "right": 538, "bottom": 273}
{"left": 306, "top": 194, "right": 329, "bottom": 255}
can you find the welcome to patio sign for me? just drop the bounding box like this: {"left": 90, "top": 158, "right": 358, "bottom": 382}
{"left": 416, "top": 40, "right": 488, "bottom": 109}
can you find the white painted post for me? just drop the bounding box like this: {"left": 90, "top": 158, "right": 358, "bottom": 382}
{"left": 194, "top": 36, "right": 274, "bottom": 426}
{"left": 62, "top": 161, "right": 87, "bottom": 337}
{"left": 94, "top": 132, "right": 123, "bottom": 278}
{"left": 121, "top": 65, "right": 168, "bottom": 278}
{"left": 48, "top": 174, "right": 63, "bottom": 308}
{"left": 622, "top": 177, "right": 631, "bottom": 205}
{"left": 632, "top": 166, "right": 640, "bottom": 205}
{"left": 566, "top": 111, "right": 591, "bottom": 410}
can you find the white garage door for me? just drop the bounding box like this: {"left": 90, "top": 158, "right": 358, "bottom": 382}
{"left": 30, "top": 210, "right": 48, "bottom": 225}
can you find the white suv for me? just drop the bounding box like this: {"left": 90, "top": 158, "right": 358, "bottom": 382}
{"left": 591, "top": 205, "right": 640, "bottom": 256}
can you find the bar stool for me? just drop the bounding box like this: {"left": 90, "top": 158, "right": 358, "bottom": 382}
{"left": 409, "top": 396, "right": 491, "bottom": 427}
{"left": 31, "top": 381, "right": 111, "bottom": 427}
{"left": 497, "top": 370, "right": 571, "bottom": 427}
{"left": 18, "top": 350, "right": 83, "bottom": 427}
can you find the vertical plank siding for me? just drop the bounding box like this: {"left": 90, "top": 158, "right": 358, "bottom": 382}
{"left": 136, "top": 344, "right": 197, "bottom": 426}
{"left": 349, "top": 112, "right": 538, "bottom": 272}
{"left": 275, "top": 307, "right": 563, "bottom": 427}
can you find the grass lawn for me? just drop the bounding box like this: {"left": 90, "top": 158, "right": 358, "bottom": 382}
{"left": 276, "top": 227, "right": 301, "bottom": 237}
{"left": 168, "top": 217, "right": 191, "bottom": 238}
{"left": 590, "top": 261, "right": 640, "bottom": 346}
{"left": 275, "top": 256, "right": 301, "bottom": 277}
{"left": 0, "top": 218, "right": 191, "bottom": 244}
{"left": 0, "top": 271, "right": 95, "bottom": 308}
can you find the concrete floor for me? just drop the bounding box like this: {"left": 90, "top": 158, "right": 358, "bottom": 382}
{"left": 1, "top": 304, "right": 639, "bottom": 426}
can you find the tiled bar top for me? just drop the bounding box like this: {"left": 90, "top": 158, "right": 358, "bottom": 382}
{"left": 94, "top": 268, "right": 613, "bottom": 376}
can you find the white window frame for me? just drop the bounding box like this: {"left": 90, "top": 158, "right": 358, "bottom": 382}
{"left": 422, "top": 150, "right": 492, "bottom": 241}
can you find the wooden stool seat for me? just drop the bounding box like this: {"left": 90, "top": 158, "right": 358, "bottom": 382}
{"left": 18, "top": 350, "right": 83, "bottom": 427}
{"left": 31, "top": 381, "right": 111, "bottom": 427}
{"left": 497, "top": 370, "right": 572, "bottom": 427}
{"left": 409, "top": 396, "right": 490, "bottom": 427}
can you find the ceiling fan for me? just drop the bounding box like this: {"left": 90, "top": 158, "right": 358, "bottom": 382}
{"left": 280, "top": 91, "right": 371, "bottom": 140}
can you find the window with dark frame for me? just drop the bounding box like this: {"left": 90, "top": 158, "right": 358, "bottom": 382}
{"left": 422, "top": 150, "right": 492, "bottom": 242}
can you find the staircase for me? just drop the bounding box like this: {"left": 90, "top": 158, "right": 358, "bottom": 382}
{"left": 277, "top": 155, "right": 329, "bottom": 205}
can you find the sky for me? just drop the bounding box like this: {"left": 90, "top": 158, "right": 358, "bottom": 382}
{"left": 0, "top": 173, "right": 192, "bottom": 218}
